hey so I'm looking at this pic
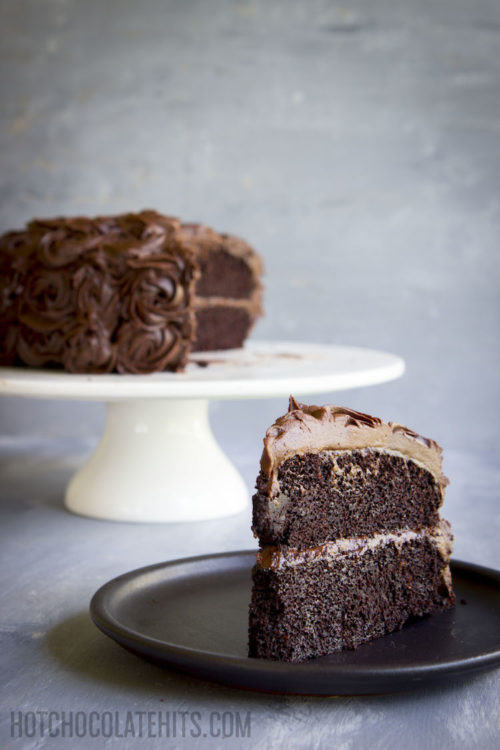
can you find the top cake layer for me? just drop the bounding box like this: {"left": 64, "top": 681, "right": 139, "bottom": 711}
{"left": 179, "top": 222, "right": 263, "bottom": 352}
{"left": 181, "top": 222, "right": 263, "bottom": 301}
{"left": 252, "top": 398, "right": 448, "bottom": 548}
{"left": 0, "top": 210, "right": 263, "bottom": 373}
{"left": 262, "top": 397, "right": 448, "bottom": 495}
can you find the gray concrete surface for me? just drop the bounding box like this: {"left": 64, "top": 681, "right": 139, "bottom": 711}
{"left": 1, "top": 1, "right": 500, "bottom": 748}
{"left": 0, "top": 443, "right": 499, "bottom": 750}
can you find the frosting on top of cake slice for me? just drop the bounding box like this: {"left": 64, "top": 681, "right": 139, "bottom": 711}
{"left": 261, "top": 396, "right": 448, "bottom": 495}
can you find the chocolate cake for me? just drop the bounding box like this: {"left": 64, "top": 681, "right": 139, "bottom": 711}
{"left": 248, "top": 397, "right": 455, "bottom": 662}
{"left": 0, "top": 210, "right": 263, "bottom": 374}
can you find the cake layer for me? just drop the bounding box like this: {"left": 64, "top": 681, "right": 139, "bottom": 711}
{"left": 181, "top": 223, "right": 263, "bottom": 301}
{"left": 249, "top": 522, "right": 455, "bottom": 662}
{"left": 261, "top": 398, "right": 448, "bottom": 494}
{"left": 253, "top": 447, "right": 443, "bottom": 548}
{"left": 193, "top": 305, "right": 255, "bottom": 351}
{"left": 253, "top": 398, "right": 448, "bottom": 548}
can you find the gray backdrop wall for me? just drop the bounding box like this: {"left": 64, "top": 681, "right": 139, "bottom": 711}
{"left": 1, "top": 0, "right": 499, "bottom": 462}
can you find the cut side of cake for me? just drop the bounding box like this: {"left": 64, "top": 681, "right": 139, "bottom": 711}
{"left": 0, "top": 210, "right": 263, "bottom": 374}
{"left": 248, "top": 398, "right": 455, "bottom": 662}
{"left": 181, "top": 222, "right": 263, "bottom": 352}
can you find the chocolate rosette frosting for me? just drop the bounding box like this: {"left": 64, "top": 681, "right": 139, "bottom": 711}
{"left": 16, "top": 328, "right": 66, "bottom": 368}
{"left": 63, "top": 325, "right": 116, "bottom": 374}
{"left": 72, "top": 260, "right": 119, "bottom": 332}
{"left": 31, "top": 218, "right": 104, "bottom": 268}
{"left": 18, "top": 269, "right": 76, "bottom": 333}
{"left": 115, "top": 319, "right": 192, "bottom": 374}
{"left": 123, "top": 255, "right": 192, "bottom": 328}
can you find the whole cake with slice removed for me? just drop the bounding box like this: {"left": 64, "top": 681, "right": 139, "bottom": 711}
{"left": 0, "top": 210, "right": 263, "bottom": 374}
{"left": 248, "top": 397, "right": 455, "bottom": 662}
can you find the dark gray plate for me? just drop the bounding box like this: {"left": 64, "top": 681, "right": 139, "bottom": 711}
{"left": 90, "top": 552, "right": 500, "bottom": 695}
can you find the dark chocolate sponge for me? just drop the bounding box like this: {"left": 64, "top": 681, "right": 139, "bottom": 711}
{"left": 253, "top": 449, "right": 443, "bottom": 548}
{"left": 249, "top": 531, "right": 454, "bottom": 662}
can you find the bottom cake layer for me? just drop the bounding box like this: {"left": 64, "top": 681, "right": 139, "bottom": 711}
{"left": 193, "top": 304, "right": 256, "bottom": 352}
{"left": 248, "top": 523, "right": 455, "bottom": 662}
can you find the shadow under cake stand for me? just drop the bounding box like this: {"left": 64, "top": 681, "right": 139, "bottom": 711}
{"left": 0, "top": 341, "right": 404, "bottom": 523}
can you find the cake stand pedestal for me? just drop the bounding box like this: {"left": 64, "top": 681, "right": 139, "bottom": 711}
{"left": 0, "top": 341, "right": 404, "bottom": 523}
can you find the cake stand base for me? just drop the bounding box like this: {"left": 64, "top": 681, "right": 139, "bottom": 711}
{"left": 65, "top": 399, "right": 248, "bottom": 522}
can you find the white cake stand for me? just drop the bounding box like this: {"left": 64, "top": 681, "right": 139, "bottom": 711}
{"left": 0, "top": 341, "right": 404, "bottom": 523}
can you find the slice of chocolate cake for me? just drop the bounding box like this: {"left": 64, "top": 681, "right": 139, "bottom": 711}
{"left": 248, "top": 398, "right": 455, "bottom": 662}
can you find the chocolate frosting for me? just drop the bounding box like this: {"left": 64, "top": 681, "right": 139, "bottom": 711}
{"left": 0, "top": 210, "right": 263, "bottom": 373}
{"left": 256, "top": 518, "right": 453, "bottom": 571}
{"left": 5, "top": 211, "right": 199, "bottom": 373}
{"left": 261, "top": 397, "right": 448, "bottom": 495}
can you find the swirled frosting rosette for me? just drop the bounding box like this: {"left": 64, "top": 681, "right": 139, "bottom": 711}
{"left": 16, "top": 328, "right": 67, "bottom": 368}
{"left": 63, "top": 324, "right": 117, "bottom": 374}
{"left": 115, "top": 319, "right": 192, "bottom": 374}
{"left": 72, "top": 261, "right": 119, "bottom": 333}
{"left": 18, "top": 268, "right": 76, "bottom": 332}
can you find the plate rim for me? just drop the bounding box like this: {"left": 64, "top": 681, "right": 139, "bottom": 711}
{"left": 89, "top": 551, "right": 500, "bottom": 692}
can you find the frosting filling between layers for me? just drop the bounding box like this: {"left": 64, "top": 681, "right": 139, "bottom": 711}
{"left": 193, "top": 294, "right": 262, "bottom": 311}
{"left": 257, "top": 518, "right": 453, "bottom": 571}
